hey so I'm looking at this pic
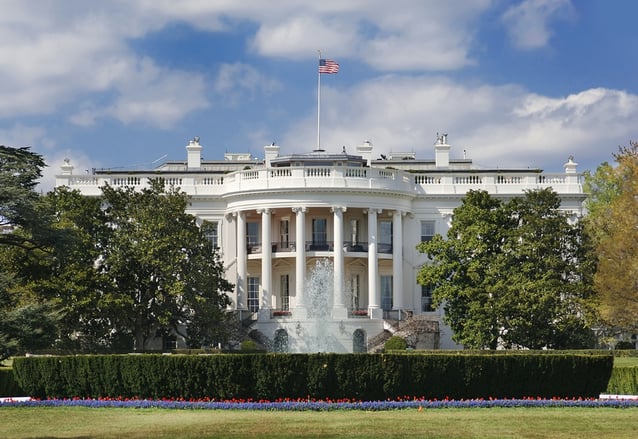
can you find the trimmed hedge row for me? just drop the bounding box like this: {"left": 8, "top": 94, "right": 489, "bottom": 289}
{"left": 13, "top": 353, "right": 612, "bottom": 401}
{"left": 0, "top": 368, "right": 24, "bottom": 396}
{"left": 606, "top": 367, "right": 638, "bottom": 395}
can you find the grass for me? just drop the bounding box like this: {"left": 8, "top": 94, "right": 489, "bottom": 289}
{"left": 1, "top": 407, "right": 638, "bottom": 438}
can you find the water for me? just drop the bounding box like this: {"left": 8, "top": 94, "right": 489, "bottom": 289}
{"left": 294, "top": 259, "right": 342, "bottom": 352}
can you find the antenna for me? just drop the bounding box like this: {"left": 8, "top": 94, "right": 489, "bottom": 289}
{"left": 152, "top": 154, "right": 167, "bottom": 164}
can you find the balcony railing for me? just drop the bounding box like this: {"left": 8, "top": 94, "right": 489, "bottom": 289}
{"left": 247, "top": 241, "right": 377, "bottom": 254}
{"left": 58, "top": 165, "right": 583, "bottom": 198}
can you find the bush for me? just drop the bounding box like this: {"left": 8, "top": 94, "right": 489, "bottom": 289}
{"left": 615, "top": 341, "right": 635, "bottom": 350}
{"left": 384, "top": 336, "right": 407, "bottom": 351}
{"left": 12, "top": 353, "right": 613, "bottom": 400}
{"left": 0, "top": 368, "right": 24, "bottom": 396}
{"left": 240, "top": 340, "right": 259, "bottom": 351}
{"left": 606, "top": 367, "right": 638, "bottom": 394}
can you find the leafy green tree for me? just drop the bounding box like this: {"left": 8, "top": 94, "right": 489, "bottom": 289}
{"left": 96, "top": 180, "right": 233, "bottom": 350}
{"left": 0, "top": 145, "right": 66, "bottom": 359}
{"left": 418, "top": 188, "right": 596, "bottom": 349}
{"left": 588, "top": 142, "right": 638, "bottom": 333}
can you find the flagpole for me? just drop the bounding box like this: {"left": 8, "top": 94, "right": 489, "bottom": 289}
{"left": 317, "top": 50, "right": 321, "bottom": 151}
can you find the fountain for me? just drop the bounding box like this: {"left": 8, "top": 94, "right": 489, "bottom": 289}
{"left": 295, "top": 259, "right": 342, "bottom": 352}
{"left": 266, "top": 258, "right": 382, "bottom": 353}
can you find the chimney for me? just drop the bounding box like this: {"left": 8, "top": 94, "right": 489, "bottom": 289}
{"left": 60, "top": 158, "right": 74, "bottom": 175}
{"left": 186, "top": 136, "right": 202, "bottom": 169}
{"left": 357, "top": 140, "right": 373, "bottom": 166}
{"left": 434, "top": 133, "right": 450, "bottom": 168}
{"left": 264, "top": 143, "right": 280, "bottom": 168}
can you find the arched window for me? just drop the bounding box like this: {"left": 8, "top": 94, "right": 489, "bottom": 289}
{"left": 274, "top": 329, "right": 289, "bottom": 353}
{"left": 353, "top": 329, "right": 366, "bottom": 353}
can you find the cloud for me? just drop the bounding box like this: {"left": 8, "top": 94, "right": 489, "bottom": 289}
{"left": 214, "top": 63, "right": 283, "bottom": 105}
{"left": 281, "top": 76, "right": 637, "bottom": 172}
{"left": 501, "top": 0, "right": 575, "bottom": 50}
{"left": 0, "top": 3, "right": 210, "bottom": 127}
{"left": 249, "top": 0, "right": 492, "bottom": 70}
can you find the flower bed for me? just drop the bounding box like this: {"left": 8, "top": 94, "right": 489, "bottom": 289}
{"left": 2, "top": 397, "right": 638, "bottom": 410}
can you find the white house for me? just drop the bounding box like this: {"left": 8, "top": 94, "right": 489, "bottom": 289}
{"left": 55, "top": 135, "right": 585, "bottom": 352}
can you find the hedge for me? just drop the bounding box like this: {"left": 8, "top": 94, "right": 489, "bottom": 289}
{"left": 0, "top": 368, "right": 24, "bottom": 397}
{"left": 606, "top": 366, "right": 638, "bottom": 395}
{"left": 13, "top": 353, "right": 612, "bottom": 401}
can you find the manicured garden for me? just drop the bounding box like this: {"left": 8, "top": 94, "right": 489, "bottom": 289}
{"left": 1, "top": 351, "right": 637, "bottom": 437}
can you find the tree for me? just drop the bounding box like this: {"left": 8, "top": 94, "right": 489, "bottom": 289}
{"left": 588, "top": 141, "right": 638, "bottom": 333}
{"left": 0, "top": 145, "right": 66, "bottom": 359}
{"left": 0, "top": 146, "right": 61, "bottom": 250}
{"left": 417, "top": 188, "right": 596, "bottom": 349}
{"left": 96, "top": 180, "right": 233, "bottom": 350}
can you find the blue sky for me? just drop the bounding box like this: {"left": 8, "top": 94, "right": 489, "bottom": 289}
{"left": 0, "top": 1, "right": 636, "bottom": 191}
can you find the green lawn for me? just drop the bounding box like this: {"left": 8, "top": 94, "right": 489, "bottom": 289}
{"left": 1, "top": 407, "right": 638, "bottom": 438}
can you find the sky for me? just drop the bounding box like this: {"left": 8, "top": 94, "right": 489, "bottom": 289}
{"left": 1, "top": 0, "right": 637, "bottom": 192}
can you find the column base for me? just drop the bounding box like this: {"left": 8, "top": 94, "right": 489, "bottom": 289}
{"left": 368, "top": 307, "right": 383, "bottom": 319}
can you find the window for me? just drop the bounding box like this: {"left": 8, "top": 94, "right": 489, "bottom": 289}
{"left": 280, "top": 274, "right": 290, "bottom": 311}
{"left": 247, "top": 222, "right": 259, "bottom": 252}
{"left": 248, "top": 277, "right": 260, "bottom": 312}
{"left": 379, "top": 220, "right": 392, "bottom": 253}
{"left": 381, "top": 275, "right": 393, "bottom": 311}
{"left": 274, "top": 329, "right": 289, "bottom": 353}
{"left": 163, "top": 335, "right": 177, "bottom": 351}
{"left": 202, "top": 221, "right": 219, "bottom": 249}
{"left": 353, "top": 329, "right": 367, "bottom": 353}
{"left": 280, "top": 219, "right": 289, "bottom": 249}
{"left": 421, "top": 221, "right": 435, "bottom": 242}
{"left": 311, "top": 218, "right": 327, "bottom": 249}
{"left": 421, "top": 285, "right": 435, "bottom": 312}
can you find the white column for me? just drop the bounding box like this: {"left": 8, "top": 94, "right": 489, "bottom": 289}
{"left": 293, "top": 207, "right": 307, "bottom": 315}
{"left": 367, "top": 209, "right": 381, "bottom": 318}
{"left": 259, "top": 208, "right": 272, "bottom": 318}
{"left": 236, "top": 211, "right": 247, "bottom": 310}
{"left": 392, "top": 210, "right": 404, "bottom": 312}
{"left": 332, "top": 206, "right": 347, "bottom": 318}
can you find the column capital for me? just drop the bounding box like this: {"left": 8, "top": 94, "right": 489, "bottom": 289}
{"left": 363, "top": 208, "right": 382, "bottom": 215}
{"left": 291, "top": 206, "right": 308, "bottom": 214}
{"left": 330, "top": 206, "right": 347, "bottom": 213}
{"left": 256, "top": 208, "right": 272, "bottom": 215}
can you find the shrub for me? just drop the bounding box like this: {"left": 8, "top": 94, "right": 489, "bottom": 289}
{"left": 384, "top": 336, "right": 407, "bottom": 351}
{"left": 240, "top": 340, "right": 259, "bottom": 351}
{"left": 0, "top": 368, "right": 24, "bottom": 396}
{"left": 615, "top": 341, "right": 635, "bottom": 350}
{"left": 12, "top": 353, "right": 613, "bottom": 400}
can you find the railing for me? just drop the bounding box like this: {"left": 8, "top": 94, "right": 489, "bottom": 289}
{"left": 58, "top": 166, "right": 583, "bottom": 197}
{"left": 305, "top": 241, "right": 333, "bottom": 251}
{"left": 343, "top": 241, "right": 368, "bottom": 252}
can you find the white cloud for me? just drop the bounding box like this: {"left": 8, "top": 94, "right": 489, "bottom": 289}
{"left": 214, "top": 63, "right": 283, "bottom": 105}
{"left": 501, "top": 0, "right": 575, "bottom": 50}
{"left": 281, "top": 76, "right": 637, "bottom": 172}
{"left": 249, "top": 0, "right": 492, "bottom": 70}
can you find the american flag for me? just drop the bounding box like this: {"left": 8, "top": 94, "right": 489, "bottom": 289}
{"left": 319, "top": 59, "right": 339, "bottom": 74}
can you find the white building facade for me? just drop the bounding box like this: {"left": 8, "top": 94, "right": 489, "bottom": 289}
{"left": 55, "top": 136, "right": 585, "bottom": 352}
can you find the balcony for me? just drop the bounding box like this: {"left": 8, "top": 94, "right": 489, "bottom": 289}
{"left": 58, "top": 165, "right": 583, "bottom": 199}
